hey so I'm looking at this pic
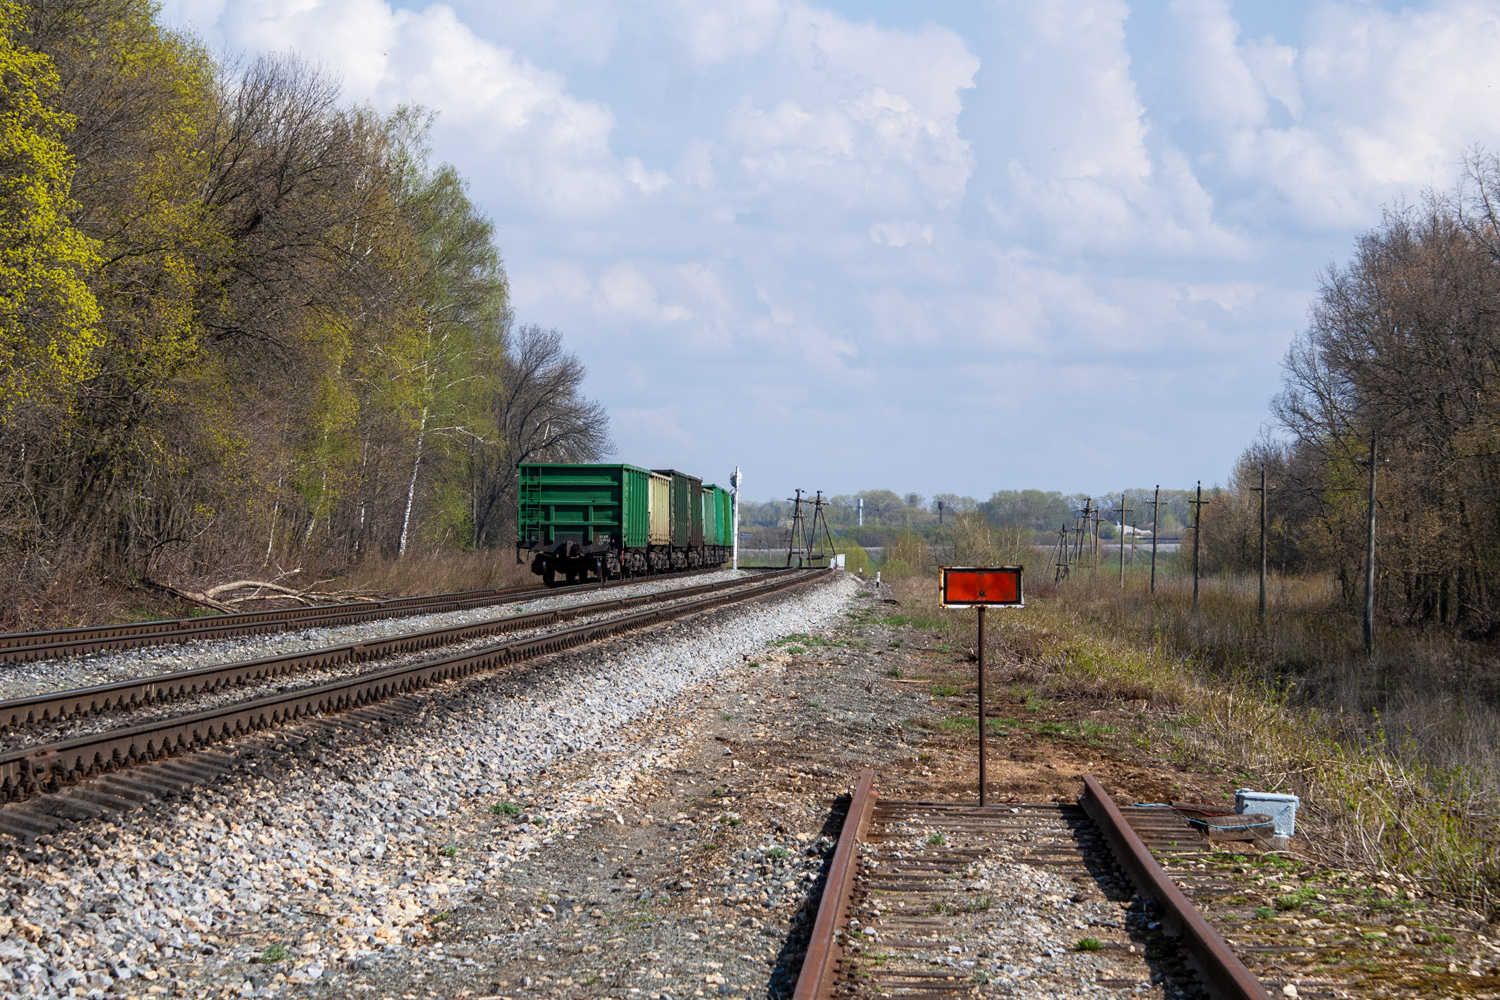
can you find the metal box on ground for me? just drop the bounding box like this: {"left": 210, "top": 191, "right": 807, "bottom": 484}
{"left": 1235, "top": 789, "right": 1299, "bottom": 838}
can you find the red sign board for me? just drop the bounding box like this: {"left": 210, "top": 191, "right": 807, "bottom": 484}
{"left": 940, "top": 566, "right": 1024, "bottom": 608}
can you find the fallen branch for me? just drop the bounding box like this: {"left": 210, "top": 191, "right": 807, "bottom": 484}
{"left": 138, "top": 579, "right": 237, "bottom": 614}
{"left": 203, "top": 578, "right": 312, "bottom": 601}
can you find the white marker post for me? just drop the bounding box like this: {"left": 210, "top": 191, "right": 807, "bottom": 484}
{"left": 730, "top": 466, "right": 741, "bottom": 570}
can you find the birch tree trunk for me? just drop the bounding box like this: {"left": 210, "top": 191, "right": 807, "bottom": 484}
{"left": 398, "top": 405, "right": 428, "bottom": 558}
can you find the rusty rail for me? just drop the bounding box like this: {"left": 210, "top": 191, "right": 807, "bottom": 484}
{"left": 1080, "top": 774, "right": 1271, "bottom": 1000}
{"left": 794, "top": 771, "right": 1271, "bottom": 1000}
{"left": 0, "top": 565, "right": 747, "bottom": 662}
{"left": 0, "top": 570, "right": 827, "bottom": 800}
{"left": 792, "top": 767, "right": 876, "bottom": 1000}
{"left": 0, "top": 569, "right": 799, "bottom": 731}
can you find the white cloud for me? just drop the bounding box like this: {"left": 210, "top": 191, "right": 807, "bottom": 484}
{"left": 1166, "top": 0, "right": 1500, "bottom": 228}
{"left": 676, "top": 0, "right": 785, "bottom": 65}
{"left": 869, "top": 221, "right": 933, "bottom": 248}
{"left": 596, "top": 264, "right": 692, "bottom": 322}
{"left": 624, "top": 157, "right": 672, "bottom": 194}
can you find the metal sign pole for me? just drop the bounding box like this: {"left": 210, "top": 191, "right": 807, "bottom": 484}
{"left": 939, "top": 567, "right": 1021, "bottom": 809}
{"left": 977, "top": 605, "right": 987, "bottom": 807}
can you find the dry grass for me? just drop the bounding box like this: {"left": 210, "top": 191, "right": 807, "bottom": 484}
{"left": 889, "top": 569, "right": 1500, "bottom": 919}
{"left": 337, "top": 550, "right": 536, "bottom": 597}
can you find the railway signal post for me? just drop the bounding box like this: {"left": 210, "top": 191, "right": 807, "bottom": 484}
{"left": 939, "top": 566, "right": 1025, "bottom": 806}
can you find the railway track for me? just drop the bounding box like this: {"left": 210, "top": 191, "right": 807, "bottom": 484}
{"left": 795, "top": 771, "right": 1275, "bottom": 1000}
{"left": 0, "top": 568, "right": 801, "bottom": 745}
{"left": 0, "top": 568, "right": 829, "bottom": 841}
{"left": 0, "top": 564, "right": 742, "bottom": 663}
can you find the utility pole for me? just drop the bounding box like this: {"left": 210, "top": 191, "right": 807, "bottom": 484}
{"left": 730, "top": 466, "right": 741, "bottom": 570}
{"left": 1054, "top": 523, "right": 1070, "bottom": 583}
{"left": 1092, "top": 504, "right": 1101, "bottom": 576}
{"left": 785, "top": 489, "right": 806, "bottom": 568}
{"left": 857, "top": 497, "right": 863, "bottom": 527}
{"left": 1145, "top": 486, "right": 1160, "bottom": 594}
{"left": 1363, "top": 435, "right": 1378, "bottom": 656}
{"left": 1080, "top": 500, "right": 1092, "bottom": 569}
{"left": 1117, "top": 493, "right": 1132, "bottom": 587}
{"left": 1189, "top": 482, "right": 1210, "bottom": 612}
{"left": 806, "top": 491, "right": 833, "bottom": 566}
{"left": 1249, "top": 466, "right": 1267, "bottom": 622}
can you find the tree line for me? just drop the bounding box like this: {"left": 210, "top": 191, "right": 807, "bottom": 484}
{"left": 1206, "top": 151, "right": 1500, "bottom": 635}
{"left": 739, "top": 488, "right": 1191, "bottom": 540}
{"left": 0, "top": 0, "right": 608, "bottom": 625}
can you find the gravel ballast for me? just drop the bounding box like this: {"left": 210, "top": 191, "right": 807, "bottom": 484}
{"left": 0, "top": 570, "right": 751, "bottom": 704}
{"left": 0, "top": 572, "right": 857, "bottom": 999}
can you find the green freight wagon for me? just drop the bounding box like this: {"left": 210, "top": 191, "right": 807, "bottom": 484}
{"left": 718, "top": 487, "right": 733, "bottom": 547}
{"left": 717, "top": 485, "right": 735, "bottom": 548}
{"left": 518, "top": 462, "right": 729, "bottom": 583}
{"left": 653, "top": 469, "right": 705, "bottom": 570}
{"left": 701, "top": 485, "right": 720, "bottom": 553}
{"left": 702, "top": 484, "right": 733, "bottom": 564}
{"left": 517, "top": 463, "right": 650, "bottom": 584}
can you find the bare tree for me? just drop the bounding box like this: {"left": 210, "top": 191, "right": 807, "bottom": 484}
{"left": 471, "top": 324, "right": 612, "bottom": 547}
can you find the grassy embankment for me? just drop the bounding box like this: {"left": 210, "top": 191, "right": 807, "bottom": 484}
{"left": 878, "top": 552, "right": 1500, "bottom": 921}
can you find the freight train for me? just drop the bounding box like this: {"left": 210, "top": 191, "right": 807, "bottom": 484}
{"left": 516, "top": 463, "right": 733, "bottom": 585}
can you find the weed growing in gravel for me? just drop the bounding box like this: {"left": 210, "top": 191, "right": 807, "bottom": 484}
{"left": 1253, "top": 906, "right": 1275, "bottom": 920}
{"left": 926, "top": 832, "right": 946, "bottom": 847}
{"left": 784, "top": 645, "right": 807, "bottom": 655}
{"left": 722, "top": 713, "right": 733, "bottom": 720}
{"left": 965, "top": 894, "right": 993, "bottom": 912}
{"left": 440, "top": 845, "right": 458, "bottom": 858}
{"left": 887, "top": 667, "right": 902, "bottom": 678}
{"left": 889, "top": 639, "right": 903, "bottom": 648}
{"left": 767, "top": 848, "right": 789, "bottom": 860}
{"left": 1276, "top": 887, "right": 1319, "bottom": 911}
{"left": 808, "top": 700, "right": 821, "bottom": 708}
{"left": 931, "top": 684, "right": 962, "bottom": 698}
{"left": 490, "top": 802, "right": 520, "bottom": 816}
{"left": 1074, "top": 938, "right": 1103, "bottom": 952}
{"left": 260, "top": 944, "right": 288, "bottom": 964}
{"left": 432, "top": 912, "right": 448, "bottom": 924}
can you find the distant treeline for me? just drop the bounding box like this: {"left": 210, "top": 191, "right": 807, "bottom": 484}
{"left": 1206, "top": 152, "right": 1500, "bottom": 635}
{"left": 0, "top": 1, "right": 607, "bottom": 623}
{"left": 738, "top": 488, "right": 1192, "bottom": 541}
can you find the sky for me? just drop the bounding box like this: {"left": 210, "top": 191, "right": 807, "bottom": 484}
{"left": 159, "top": 0, "right": 1500, "bottom": 501}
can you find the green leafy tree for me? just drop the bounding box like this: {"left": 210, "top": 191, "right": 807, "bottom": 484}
{"left": 0, "top": 0, "right": 100, "bottom": 413}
